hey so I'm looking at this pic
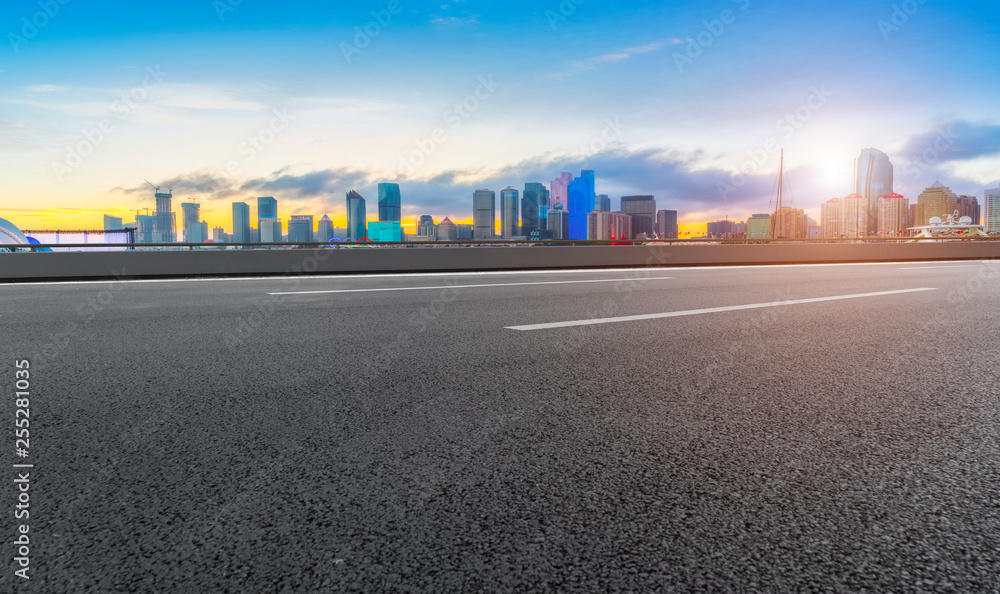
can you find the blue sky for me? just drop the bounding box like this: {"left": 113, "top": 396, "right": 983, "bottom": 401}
{"left": 2, "top": 0, "right": 999, "bottom": 230}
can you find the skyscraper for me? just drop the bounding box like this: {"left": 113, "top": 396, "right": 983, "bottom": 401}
{"left": 550, "top": 172, "right": 573, "bottom": 213}
{"left": 915, "top": 183, "right": 959, "bottom": 225}
{"left": 821, "top": 198, "right": 841, "bottom": 238}
{"left": 473, "top": 189, "right": 496, "bottom": 239}
{"left": 500, "top": 187, "right": 520, "bottom": 238}
{"left": 877, "top": 193, "right": 909, "bottom": 235}
{"left": 259, "top": 218, "right": 282, "bottom": 243}
{"left": 620, "top": 195, "right": 656, "bottom": 239}
{"left": 154, "top": 190, "right": 175, "bottom": 243}
{"left": 437, "top": 217, "right": 457, "bottom": 241}
{"left": 587, "top": 211, "right": 632, "bottom": 240}
{"left": 596, "top": 194, "right": 611, "bottom": 211}
{"left": 378, "top": 183, "right": 402, "bottom": 222}
{"left": 840, "top": 194, "right": 867, "bottom": 238}
{"left": 547, "top": 204, "right": 569, "bottom": 240}
{"left": 567, "top": 170, "right": 595, "bottom": 240}
{"left": 522, "top": 183, "right": 546, "bottom": 237}
{"left": 346, "top": 191, "right": 367, "bottom": 240}
{"left": 957, "top": 195, "right": 980, "bottom": 225}
{"left": 772, "top": 207, "right": 808, "bottom": 239}
{"left": 181, "top": 203, "right": 206, "bottom": 243}
{"left": 288, "top": 215, "right": 315, "bottom": 243}
{"left": 257, "top": 196, "right": 277, "bottom": 231}
{"left": 855, "top": 148, "right": 893, "bottom": 235}
{"left": 655, "top": 210, "right": 678, "bottom": 238}
{"left": 416, "top": 215, "right": 437, "bottom": 237}
{"left": 232, "top": 202, "right": 251, "bottom": 244}
{"left": 984, "top": 187, "right": 1000, "bottom": 233}
{"left": 136, "top": 215, "right": 155, "bottom": 244}
{"left": 317, "top": 214, "right": 334, "bottom": 242}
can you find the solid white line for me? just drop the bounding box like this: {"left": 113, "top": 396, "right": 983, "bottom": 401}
{"left": 505, "top": 288, "right": 939, "bottom": 331}
{"left": 900, "top": 265, "right": 983, "bottom": 270}
{"left": 268, "top": 277, "right": 676, "bottom": 295}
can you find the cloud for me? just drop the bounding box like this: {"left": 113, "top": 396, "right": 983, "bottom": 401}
{"left": 26, "top": 84, "right": 65, "bottom": 93}
{"left": 430, "top": 15, "right": 479, "bottom": 27}
{"left": 540, "top": 38, "right": 684, "bottom": 80}
{"left": 897, "top": 120, "right": 1000, "bottom": 165}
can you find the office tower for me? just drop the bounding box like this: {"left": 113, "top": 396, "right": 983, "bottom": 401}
{"left": 821, "top": 198, "right": 842, "bottom": 238}
{"left": 473, "top": 189, "right": 496, "bottom": 239}
{"left": 154, "top": 190, "right": 175, "bottom": 243}
{"left": 522, "top": 183, "right": 546, "bottom": 237}
{"left": 260, "top": 218, "right": 282, "bottom": 243}
{"left": 416, "top": 215, "right": 436, "bottom": 237}
{"left": 620, "top": 195, "right": 656, "bottom": 239}
{"left": 547, "top": 204, "right": 569, "bottom": 240}
{"left": 180, "top": 203, "right": 206, "bottom": 243}
{"left": 596, "top": 194, "right": 611, "bottom": 211}
{"left": 500, "top": 187, "right": 520, "bottom": 238}
{"left": 877, "top": 193, "right": 909, "bottom": 235}
{"left": 103, "top": 215, "right": 123, "bottom": 231}
{"left": 346, "top": 190, "right": 367, "bottom": 240}
{"left": 855, "top": 148, "right": 893, "bottom": 235}
{"left": 839, "top": 194, "right": 867, "bottom": 238}
{"left": 550, "top": 172, "right": 573, "bottom": 214}
{"left": 957, "top": 195, "right": 980, "bottom": 224}
{"left": 655, "top": 210, "right": 679, "bottom": 238}
{"left": 136, "top": 215, "right": 155, "bottom": 243}
{"left": 212, "top": 226, "right": 226, "bottom": 242}
{"left": 915, "top": 184, "right": 959, "bottom": 225}
{"left": 456, "top": 224, "right": 474, "bottom": 240}
{"left": 378, "top": 183, "right": 402, "bottom": 222}
{"left": 257, "top": 196, "right": 277, "bottom": 231}
{"left": 567, "top": 170, "right": 595, "bottom": 240}
{"left": 317, "top": 214, "right": 334, "bottom": 242}
{"left": 437, "top": 217, "right": 457, "bottom": 241}
{"left": 368, "top": 221, "right": 403, "bottom": 242}
{"left": 706, "top": 220, "right": 738, "bottom": 238}
{"left": 587, "top": 211, "right": 632, "bottom": 240}
{"left": 746, "top": 214, "right": 770, "bottom": 239}
{"left": 983, "top": 187, "right": 1000, "bottom": 233}
{"left": 232, "top": 202, "right": 251, "bottom": 244}
{"left": 288, "top": 215, "right": 315, "bottom": 243}
{"left": 772, "top": 207, "right": 807, "bottom": 238}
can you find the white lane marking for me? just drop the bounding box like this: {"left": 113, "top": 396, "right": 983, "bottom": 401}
{"left": 900, "top": 265, "right": 983, "bottom": 270}
{"left": 268, "top": 277, "right": 676, "bottom": 295}
{"left": 506, "top": 288, "right": 939, "bottom": 331}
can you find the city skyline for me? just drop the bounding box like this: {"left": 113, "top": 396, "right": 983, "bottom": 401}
{"left": 2, "top": 0, "right": 999, "bottom": 233}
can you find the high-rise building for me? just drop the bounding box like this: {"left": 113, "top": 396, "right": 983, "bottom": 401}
{"left": 232, "top": 202, "right": 251, "bottom": 244}
{"left": 212, "top": 226, "right": 226, "bottom": 242}
{"left": 547, "top": 204, "right": 569, "bottom": 240}
{"left": 154, "top": 190, "right": 175, "bottom": 243}
{"left": 915, "top": 183, "right": 959, "bottom": 226}
{"left": 772, "top": 207, "right": 807, "bottom": 238}
{"left": 259, "top": 218, "right": 283, "bottom": 243}
{"left": 437, "top": 217, "right": 457, "bottom": 241}
{"left": 522, "top": 183, "right": 546, "bottom": 237}
{"left": 500, "top": 187, "right": 520, "bottom": 238}
{"left": 550, "top": 172, "right": 573, "bottom": 215}
{"left": 567, "top": 170, "right": 595, "bottom": 240}
{"left": 103, "top": 215, "right": 123, "bottom": 231}
{"left": 346, "top": 191, "right": 367, "bottom": 240}
{"left": 456, "top": 224, "right": 474, "bottom": 240}
{"left": 855, "top": 148, "right": 893, "bottom": 235}
{"left": 317, "top": 214, "right": 334, "bottom": 242}
{"left": 135, "top": 215, "right": 155, "bottom": 244}
{"left": 378, "top": 183, "right": 402, "bottom": 222}
{"left": 473, "top": 189, "right": 496, "bottom": 239}
{"left": 983, "top": 187, "right": 1000, "bottom": 233}
{"left": 587, "top": 211, "right": 632, "bottom": 240}
{"left": 707, "top": 220, "right": 739, "bottom": 238}
{"left": 839, "top": 194, "right": 867, "bottom": 238}
{"left": 655, "top": 210, "right": 678, "bottom": 238}
{"left": 416, "top": 215, "right": 436, "bottom": 237}
{"left": 957, "top": 195, "right": 980, "bottom": 225}
{"left": 620, "top": 195, "right": 656, "bottom": 239}
{"left": 746, "top": 214, "right": 771, "bottom": 239}
{"left": 368, "top": 221, "right": 403, "bottom": 242}
{"left": 257, "top": 196, "right": 277, "bottom": 231}
{"left": 821, "top": 198, "right": 841, "bottom": 238}
{"left": 596, "top": 194, "right": 611, "bottom": 211}
{"left": 877, "top": 193, "right": 909, "bottom": 235}
{"left": 288, "top": 215, "right": 314, "bottom": 243}
{"left": 180, "top": 203, "right": 207, "bottom": 243}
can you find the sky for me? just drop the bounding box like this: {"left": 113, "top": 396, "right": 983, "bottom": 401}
{"left": 1, "top": 0, "right": 999, "bottom": 234}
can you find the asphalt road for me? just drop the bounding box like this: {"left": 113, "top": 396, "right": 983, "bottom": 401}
{"left": 2, "top": 261, "right": 1000, "bottom": 592}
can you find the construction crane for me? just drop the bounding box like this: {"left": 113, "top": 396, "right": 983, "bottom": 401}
{"left": 144, "top": 179, "right": 159, "bottom": 193}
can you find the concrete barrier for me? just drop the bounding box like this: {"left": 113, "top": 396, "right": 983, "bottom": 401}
{"left": 2, "top": 243, "right": 1000, "bottom": 282}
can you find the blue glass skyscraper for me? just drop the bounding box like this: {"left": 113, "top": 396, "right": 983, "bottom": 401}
{"left": 567, "top": 170, "right": 595, "bottom": 240}
{"left": 257, "top": 196, "right": 277, "bottom": 230}
{"left": 522, "top": 183, "right": 546, "bottom": 237}
{"left": 232, "top": 202, "right": 251, "bottom": 244}
{"left": 346, "top": 191, "right": 367, "bottom": 240}
{"left": 378, "top": 183, "right": 402, "bottom": 222}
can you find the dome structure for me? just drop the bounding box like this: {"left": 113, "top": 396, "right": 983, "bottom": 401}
{"left": 0, "top": 217, "right": 29, "bottom": 246}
